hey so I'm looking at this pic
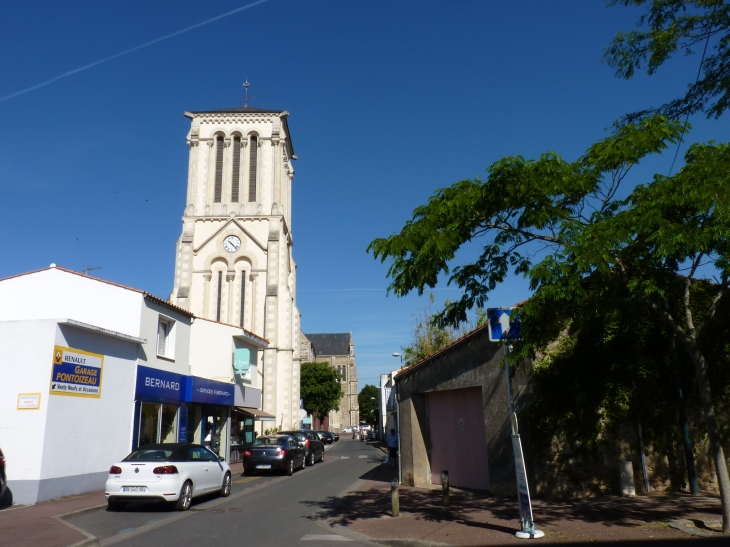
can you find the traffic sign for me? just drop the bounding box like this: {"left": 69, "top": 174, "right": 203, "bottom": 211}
{"left": 487, "top": 308, "right": 521, "bottom": 342}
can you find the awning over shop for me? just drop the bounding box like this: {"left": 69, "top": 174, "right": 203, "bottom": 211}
{"left": 235, "top": 406, "right": 276, "bottom": 421}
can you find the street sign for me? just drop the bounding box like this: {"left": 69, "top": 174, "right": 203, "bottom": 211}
{"left": 487, "top": 308, "right": 521, "bottom": 342}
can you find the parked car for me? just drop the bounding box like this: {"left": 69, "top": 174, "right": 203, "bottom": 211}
{"left": 243, "top": 435, "right": 305, "bottom": 476}
{"left": 341, "top": 427, "right": 353, "bottom": 433}
{"left": 105, "top": 443, "right": 231, "bottom": 512}
{"left": 333, "top": 433, "right": 339, "bottom": 442}
{"left": 279, "top": 430, "right": 325, "bottom": 466}
{"left": 0, "top": 447, "right": 6, "bottom": 498}
{"left": 316, "top": 431, "right": 334, "bottom": 444}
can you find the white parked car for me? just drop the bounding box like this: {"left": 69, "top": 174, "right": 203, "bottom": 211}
{"left": 105, "top": 443, "right": 231, "bottom": 511}
{"left": 341, "top": 427, "right": 354, "bottom": 433}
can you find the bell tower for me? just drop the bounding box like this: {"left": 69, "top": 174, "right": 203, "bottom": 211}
{"left": 169, "top": 103, "right": 300, "bottom": 430}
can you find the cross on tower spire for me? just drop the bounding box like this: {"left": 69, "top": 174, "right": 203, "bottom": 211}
{"left": 242, "top": 79, "right": 253, "bottom": 107}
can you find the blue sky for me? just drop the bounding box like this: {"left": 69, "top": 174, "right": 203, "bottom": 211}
{"left": 1, "top": 0, "right": 724, "bottom": 390}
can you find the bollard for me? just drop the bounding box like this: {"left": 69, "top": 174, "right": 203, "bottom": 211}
{"left": 442, "top": 470, "right": 450, "bottom": 508}
{"left": 391, "top": 478, "right": 400, "bottom": 517}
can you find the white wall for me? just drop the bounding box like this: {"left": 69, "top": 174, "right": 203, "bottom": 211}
{"left": 138, "top": 299, "right": 192, "bottom": 376}
{"left": 0, "top": 268, "right": 143, "bottom": 337}
{"left": 189, "top": 318, "right": 260, "bottom": 387}
{"left": 0, "top": 320, "right": 57, "bottom": 483}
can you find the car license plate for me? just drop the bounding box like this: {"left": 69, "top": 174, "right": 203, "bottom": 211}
{"left": 122, "top": 486, "right": 148, "bottom": 492}
{"left": 256, "top": 465, "right": 271, "bottom": 469}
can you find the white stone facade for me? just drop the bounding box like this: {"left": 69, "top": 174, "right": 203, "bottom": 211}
{"left": 169, "top": 106, "right": 301, "bottom": 431}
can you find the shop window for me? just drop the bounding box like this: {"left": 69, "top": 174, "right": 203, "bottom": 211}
{"left": 139, "top": 403, "right": 179, "bottom": 446}
{"left": 157, "top": 316, "right": 175, "bottom": 359}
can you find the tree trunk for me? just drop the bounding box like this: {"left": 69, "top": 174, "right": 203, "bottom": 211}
{"left": 684, "top": 342, "right": 730, "bottom": 533}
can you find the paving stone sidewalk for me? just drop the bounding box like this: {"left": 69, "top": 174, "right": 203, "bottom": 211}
{"left": 315, "top": 443, "right": 727, "bottom": 545}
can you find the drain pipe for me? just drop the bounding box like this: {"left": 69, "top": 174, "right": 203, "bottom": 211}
{"left": 396, "top": 380, "right": 402, "bottom": 485}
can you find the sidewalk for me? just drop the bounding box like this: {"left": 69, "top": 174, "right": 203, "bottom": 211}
{"left": 316, "top": 444, "right": 727, "bottom": 545}
{"left": 0, "top": 461, "right": 244, "bottom": 547}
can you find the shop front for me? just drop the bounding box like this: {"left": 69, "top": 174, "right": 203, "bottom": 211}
{"left": 133, "top": 365, "right": 235, "bottom": 459}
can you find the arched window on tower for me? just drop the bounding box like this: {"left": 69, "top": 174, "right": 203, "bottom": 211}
{"left": 248, "top": 135, "right": 258, "bottom": 202}
{"left": 214, "top": 136, "right": 224, "bottom": 203}
{"left": 231, "top": 136, "right": 241, "bottom": 202}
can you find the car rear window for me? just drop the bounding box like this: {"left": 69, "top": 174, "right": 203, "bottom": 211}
{"left": 281, "top": 431, "right": 305, "bottom": 441}
{"left": 252, "top": 437, "right": 282, "bottom": 446}
{"left": 123, "top": 449, "right": 175, "bottom": 461}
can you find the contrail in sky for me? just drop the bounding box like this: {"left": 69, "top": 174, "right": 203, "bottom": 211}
{"left": 0, "top": 0, "right": 271, "bottom": 103}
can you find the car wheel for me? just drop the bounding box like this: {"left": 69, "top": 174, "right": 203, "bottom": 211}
{"left": 107, "top": 500, "right": 125, "bottom": 511}
{"left": 175, "top": 480, "right": 193, "bottom": 511}
{"left": 308, "top": 451, "right": 315, "bottom": 466}
{"left": 318, "top": 449, "right": 324, "bottom": 462}
{"left": 220, "top": 472, "right": 231, "bottom": 497}
{"left": 286, "top": 458, "right": 294, "bottom": 476}
{"left": 299, "top": 455, "right": 306, "bottom": 470}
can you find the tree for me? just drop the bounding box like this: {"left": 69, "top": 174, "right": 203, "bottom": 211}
{"left": 300, "top": 362, "right": 344, "bottom": 426}
{"left": 400, "top": 293, "right": 488, "bottom": 366}
{"left": 358, "top": 385, "right": 380, "bottom": 427}
{"left": 605, "top": 0, "right": 730, "bottom": 122}
{"left": 367, "top": 117, "right": 730, "bottom": 530}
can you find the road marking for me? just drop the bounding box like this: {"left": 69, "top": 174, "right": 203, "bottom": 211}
{"left": 234, "top": 476, "right": 261, "bottom": 484}
{"left": 117, "top": 528, "right": 135, "bottom": 534}
{"left": 340, "top": 456, "right": 350, "bottom": 459}
{"left": 301, "top": 534, "right": 353, "bottom": 541}
{"left": 144, "top": 519, "right": 159, "bottom": 524}
{"left": 358, "top": 455, "right": 367, "bottom": 459}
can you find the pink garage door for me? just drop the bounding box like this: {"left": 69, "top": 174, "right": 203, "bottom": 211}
{"left": 427, "top": 387, "right": 489, "bottom": 491}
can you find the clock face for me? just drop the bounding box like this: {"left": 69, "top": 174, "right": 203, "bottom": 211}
{"left": 223, "top": 235, "right": 241, "bottom": 253}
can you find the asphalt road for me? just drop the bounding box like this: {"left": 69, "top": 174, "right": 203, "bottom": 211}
{"left": 64, "top": 438, "right": 384, "bottom": 547}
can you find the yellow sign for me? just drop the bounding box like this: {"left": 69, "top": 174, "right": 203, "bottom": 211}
{"left": 49, "top": 345, "right": 104, "bottom": 398}
{"left": 17, "top": 393, "right": 41, "bottom": 410}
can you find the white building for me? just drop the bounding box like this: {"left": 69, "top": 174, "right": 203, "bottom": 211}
{"left": 169, "top": 105, "right": 301, "bottom": 431}
{"left": 0, "top": 265, "right": 267, "bottom": 505}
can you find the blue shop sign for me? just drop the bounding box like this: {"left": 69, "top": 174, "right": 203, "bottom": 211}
{"left": 189, "top": 376, "right": 235, "bottom": 406}
{"left": 135, "top": 365, "right": 186, "bottom": 403}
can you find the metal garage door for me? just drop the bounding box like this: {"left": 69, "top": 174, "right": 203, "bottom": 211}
{"left": 427, "top": 387, "right": 489, "bottom": 491}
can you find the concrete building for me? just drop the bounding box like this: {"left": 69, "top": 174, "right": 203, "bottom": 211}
{"left": 394, "top": 323, "right": 533, "bottom": 495}
{"left": 0, "top": 266, "right": 268, "bottom": 505}
{"left": 300, "top": 333, "right": 359, "bottom": 430}
{"left": 169, "top": 105, "right": 301, "bottom": 431}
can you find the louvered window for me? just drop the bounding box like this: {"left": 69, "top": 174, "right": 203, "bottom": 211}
{"left": 248, "top": 136, "right": 258, "bottom": 202}
{"left": 231, "top": 137, "right": 241, "bottom": 202}
{"left": 157, "top": 317, "right": 175, "bottom": 358}
{"left": 214, "top": 136, "right": 224, "bottom": 203}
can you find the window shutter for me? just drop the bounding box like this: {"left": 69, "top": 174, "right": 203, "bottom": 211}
{"left": 157, "top": 321, "right": 168, "bottom": 355}
{"left": 216, "top": 271, "right": 223, "bottom": 322}
{"left": 214, "top": 137, "right": 224, "bottom": 203}
{"left": 248, "top": 136, "right": 258, "bottom": 202}
{"left": 231, "top": 137, "right": 241, "bottom": 202}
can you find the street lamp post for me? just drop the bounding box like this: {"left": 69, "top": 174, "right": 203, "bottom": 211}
{"left": 391, "top": 352, "right": 402, "bottom": 484}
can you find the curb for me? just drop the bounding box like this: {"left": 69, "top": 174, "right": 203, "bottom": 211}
{"left": 668, "top": 519, "right": 728, "bottom": 538}
{"left": 53, "top": 505, "right": 107, "bottom": 547}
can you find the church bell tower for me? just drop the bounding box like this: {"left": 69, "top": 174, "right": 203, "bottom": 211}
{"left": 169, "top": 102, "right": 300, "bottom": 430}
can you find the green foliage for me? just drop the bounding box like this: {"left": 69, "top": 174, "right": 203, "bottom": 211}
{"left": 300, "top": 362, "right": 344, "bottom": 420}
{"left": 358, "top": 384, "right": 380, "bottom": 426}
{"left": 264, "top": 427, "right": 279, "bottom": 435}
{"left": 400, "top": 293, "right": 488, "bottom": 366}
{"left": 368, "top": 116, "right": 687, "bottom": 330}
{"left": 604, "top": 0, "right": 730, "bottom": 121}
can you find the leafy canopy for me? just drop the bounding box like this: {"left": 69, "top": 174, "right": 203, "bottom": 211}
{"left": 300, "top": 362, "right": 344, "bottom": 419}
{"left": 605, "top": 0, "right": 730, "bottom": 122}
{"left": 368, "top": 116, "right": 687, "bottom": 331}
{"left": 358, "top": 384, "right": 380, "bottom": 426}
